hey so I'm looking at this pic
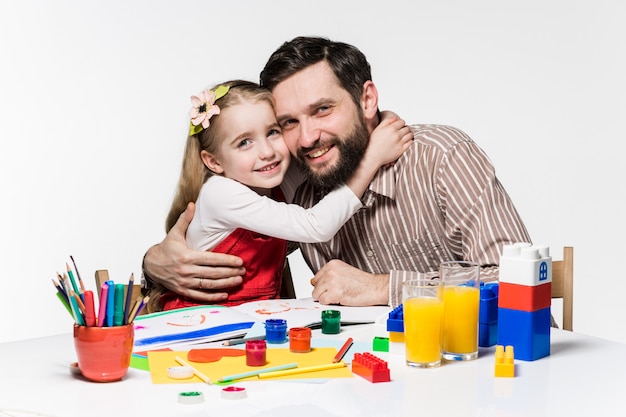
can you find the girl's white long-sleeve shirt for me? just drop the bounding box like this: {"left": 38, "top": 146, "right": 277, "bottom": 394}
{"left": 186, "top": 167, "right": 362, "bottom": 251}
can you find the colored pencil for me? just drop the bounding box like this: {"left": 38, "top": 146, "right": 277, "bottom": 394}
{"left": 175, "top": 356, "right": 211, "bottom": 384}
{"left": 123, "top": 273, "right": 134, "bottom": 324}
{"left": 69, "top": 255, "right": 86, "bottom": 294}
{"left": 51, "top": 278, "right": 68, "bottom": 303}
{"left": 258, "top": 361, "right": 346, "bottom": 379}
{"left": 73, "top": 290, "right": 87, "bottom": 315}
{"left": 56, "top": 291, "right": 73, "bottom": 317}
{"left": 69, "top": 291, "right": 85, "bottom": 326}
{"left": 333, "top": 337, "right": 354, "bottom": 363}
{"left": 128, "top": 296, "right": 149, "bottom": 323}
{"left": 217, "top": 362, "right": 298, "bottom": 383}
{"left": 222, "top": 335, "right": 266, "bottom": 346}
{"left": 126, "top": 297, "right": 142, "bottom": 324}
{"left": 66, "top": 263, "right": 80, "bottom": 297}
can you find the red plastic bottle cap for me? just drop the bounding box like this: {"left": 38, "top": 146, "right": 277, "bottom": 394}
{"left": 221, "top": 386, "right": 247, "bottom": 400}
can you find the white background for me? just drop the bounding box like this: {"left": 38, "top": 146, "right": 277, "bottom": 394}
{"left": 1, "top": 0, "right": 624, "bottom": 344}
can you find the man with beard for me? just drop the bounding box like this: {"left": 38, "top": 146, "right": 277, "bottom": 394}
{"left": 142, "top": 36, "right": 532, "bottom": 308}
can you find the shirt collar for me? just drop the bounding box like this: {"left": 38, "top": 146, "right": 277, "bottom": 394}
{"left": 365, "top": 164, "right": 397, "bottom": 202}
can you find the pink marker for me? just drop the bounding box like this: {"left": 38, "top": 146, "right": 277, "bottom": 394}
{"left": 97, "top": 283, "right": 109, "bottom": 327}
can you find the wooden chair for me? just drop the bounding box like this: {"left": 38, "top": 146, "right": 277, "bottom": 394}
{"left": 551, "top": 247, "right": 574, "bottom": 331}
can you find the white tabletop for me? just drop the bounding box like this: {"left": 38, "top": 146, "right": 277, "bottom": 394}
{"left": 1, "top": 327, "right": 625, "bottom": 417}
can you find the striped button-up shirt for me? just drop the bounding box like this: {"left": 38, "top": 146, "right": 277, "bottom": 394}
{"left": 293, "top": 124, "right": 531, "bottom": 307}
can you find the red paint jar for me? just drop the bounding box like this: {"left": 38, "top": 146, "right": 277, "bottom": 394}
{"left": 289, "top": 327, "right": 312, "bottom": 353}
{"left": 245, "top": 339, "right": 267, "bottom": 366}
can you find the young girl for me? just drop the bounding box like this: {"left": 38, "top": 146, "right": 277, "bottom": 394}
{"left": 148, "top": 80, "right": 411, "bottom": 311}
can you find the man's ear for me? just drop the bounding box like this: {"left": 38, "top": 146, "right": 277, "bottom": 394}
{"left": 360, "top": 80, "right": 379, "bottom": 121}
{"left": 201, "top": 150, "right": 224, "bottom": 174}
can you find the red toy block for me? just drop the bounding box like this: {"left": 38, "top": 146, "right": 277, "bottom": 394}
{"left": 351, "top": 352, "right": 391, "bottom": 383}
{"left": 498, "top": 281, "right": 551, "bottom": 312}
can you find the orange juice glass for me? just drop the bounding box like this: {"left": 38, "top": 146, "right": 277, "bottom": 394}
{"left": 440, "top": 261, "right": 480, "bottom": 361}
{"left": 402, "top": 279, "right": 444, "bottom": 368}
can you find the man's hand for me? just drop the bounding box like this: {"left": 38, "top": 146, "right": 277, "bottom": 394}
{"left": 143, "top": 202, "right": 245, "bottom": 303}
{"left": 310, "top": 259, "right": 389, "bottom": 306}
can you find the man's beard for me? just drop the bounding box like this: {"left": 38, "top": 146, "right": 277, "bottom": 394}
{"left": 294, "top": 118, "right": 369, "bottom": 190}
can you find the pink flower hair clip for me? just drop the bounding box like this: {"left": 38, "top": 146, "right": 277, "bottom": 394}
{"left": 188, "top": 85, "right": 230, "bottom": 136}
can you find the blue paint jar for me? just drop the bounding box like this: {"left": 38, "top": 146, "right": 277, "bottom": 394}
{"left": 265, "top": 319, "right": 288, "bottom": 344}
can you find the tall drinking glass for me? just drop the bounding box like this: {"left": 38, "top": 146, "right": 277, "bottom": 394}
{"left": 402, "top": 279, "right": 444, "bottom": 368}
{"left": 441, "top": 261, "right": 480, "bottom": 361}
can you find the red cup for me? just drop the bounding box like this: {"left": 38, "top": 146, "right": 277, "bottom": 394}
{"left": 73, "top": 324, "right": 134, "bottom": 382}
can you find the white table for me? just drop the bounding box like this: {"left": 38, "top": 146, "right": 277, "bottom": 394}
{"left": 1, "top": 327, "right": 625, "bottom": 417}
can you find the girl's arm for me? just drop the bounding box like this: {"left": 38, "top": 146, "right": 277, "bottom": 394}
{"left": 344, "top": 116, "right": 413, "bottom": 198}
{"left": 190, "top": 176, "right": 364, "bottom": 247}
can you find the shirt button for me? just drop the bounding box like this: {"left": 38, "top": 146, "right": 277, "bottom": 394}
{"left": 366, "top": 250, "right": 374, "bottom": 257}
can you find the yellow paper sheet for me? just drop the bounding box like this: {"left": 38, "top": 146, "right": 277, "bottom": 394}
{"left": 148, "top": 347, "right": 353, "bottom": 384}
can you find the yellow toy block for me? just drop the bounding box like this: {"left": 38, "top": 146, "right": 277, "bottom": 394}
{"left": 495, "top": 345, "right": 515, "bottom": 377}
{"left": 388, "top": 331, "right": 404, "bottom": 343}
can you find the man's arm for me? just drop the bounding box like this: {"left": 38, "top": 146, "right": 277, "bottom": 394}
{"left": 142, "top": 202, "right": 245, "bottom": 303}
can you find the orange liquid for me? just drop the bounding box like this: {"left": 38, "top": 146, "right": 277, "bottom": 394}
{"left": 443, "top": 286, "right": 479, "bottom": 354}
{"left": 404, "top": 297, "right": 444, "bottom": 364}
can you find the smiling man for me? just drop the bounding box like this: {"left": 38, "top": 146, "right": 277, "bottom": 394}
{"left": 142, "top": 36, "right": 532, "bottom": 308}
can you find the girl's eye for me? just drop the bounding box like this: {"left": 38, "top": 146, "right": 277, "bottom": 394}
{"left": 268, "top": 128, "right": 281, "bottom": 137}
{"left": 238, "top": 138, "right": 252, "bottom": 148}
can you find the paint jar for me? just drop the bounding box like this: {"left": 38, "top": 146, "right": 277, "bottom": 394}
{"left": 265, "top": 319, "right": 288, "bottom": 344}
{"left": 321, "top": 310, "right": 341, "bottom": 334}
{"left": 289, "top": 327, "right": 312, "bottom": 353}
{"left": 245, "top": 339, "right": 267, "bottom": 366}
{"left": 73, "top": 324, "right": 134, "bottom": 382}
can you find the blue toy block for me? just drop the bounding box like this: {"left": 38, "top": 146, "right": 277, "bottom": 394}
{"left": 480, "top": 283, "right": 499, "bottom": 323}
{"left": 479, "top": 282, "right": 499, "bottom": 347}
{"left": 386, "top": 304, "right": 404, "bottom": 333}
{"left": 497, "top": 307, "right": 551, "bottom": 361}
{"left": 480, "top": 322, "right": 498, "bottom": 347}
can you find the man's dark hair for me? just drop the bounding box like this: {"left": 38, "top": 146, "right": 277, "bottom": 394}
{"left": 260, "top": 36, "right": 372, "bottom": 107}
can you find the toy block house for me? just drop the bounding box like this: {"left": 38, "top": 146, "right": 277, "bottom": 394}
{"left": 497, "top": 243, "right": 551, "bottom": 361}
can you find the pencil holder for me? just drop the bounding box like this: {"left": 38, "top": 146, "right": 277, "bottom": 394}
{"left": 245, "top": 339, "right": 267, "bottom": 366}
{"left": 265, "top": 319, "right": 288, "bottom": 344}
{"left": 289, "top": 327, "right": 312, "bottom": 353}
{"left": 321, "top": 310, "right": 341, "bottom": 334}
{"left": 73, "top": 324, "right": 134, "bottom": 382}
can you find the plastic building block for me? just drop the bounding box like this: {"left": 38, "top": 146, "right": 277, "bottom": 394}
{"left": 499, "top": 243, "right": 552, "bottom": 286}
{"left": 386, "top": 304, "right": 404, "bottom": 333}
{"left": 494, "top": 345, "right": 515, "bottom": 377}
{"left": 497, "top": 307, "right": 550, "bottom": 361}
{"left": 498, "top": 281, "right": 551, "bottom": 312}
{"left": 372, "top": 336, "right": 389, "bottom": 352}
{"left": 497, "top": 243, "right": 552, "bottom": 361}
{"left": 480, "top": 322, "right": 498, "bottom": 348}
{"left": 479, "top": 282, "right": 499, "bottom": 347}
{"left": 351, "top": 352, "right": 391, "bottom": 383}
{"left": 388, "top": 331, "right": 404, "bottom": 343}
{"left": 480, "top": 283, "right": 499, "bottom": 323}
